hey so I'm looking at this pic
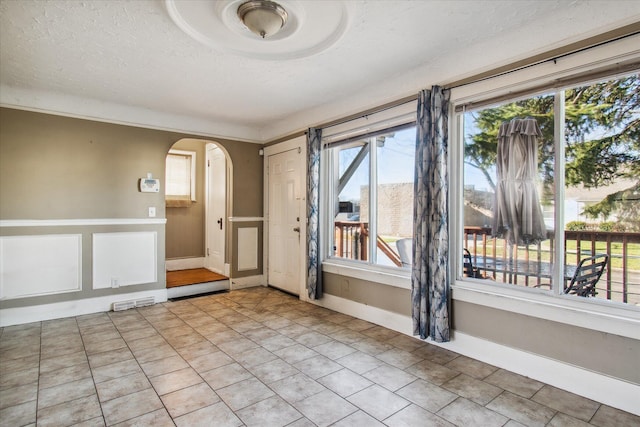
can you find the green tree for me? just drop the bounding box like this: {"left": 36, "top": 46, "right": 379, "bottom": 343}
{"left": 464, "top": 74, "right": 640, "bottom": 228}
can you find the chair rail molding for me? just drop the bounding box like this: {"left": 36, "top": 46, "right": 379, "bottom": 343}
{"left": 0, "top": 218, "right": 167, "bottom": 227}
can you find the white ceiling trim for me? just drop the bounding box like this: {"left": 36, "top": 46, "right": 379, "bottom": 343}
{"left": 2, "top": 1, "right": 639, "bottom": 144}
{"left": 0, "top": 85, "right": 263, "bottom": 143}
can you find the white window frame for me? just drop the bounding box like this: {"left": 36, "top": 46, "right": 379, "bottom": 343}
{"left": 320, "top": 103, "right": 417, "bottom": 289}
{"left": 449, "top": 34, "right": 640, "bottom": 340}
{"left": 166, "top": 149, "right": 196, "bottom": 202}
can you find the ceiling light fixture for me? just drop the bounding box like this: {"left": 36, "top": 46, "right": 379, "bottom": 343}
{"left": 237, "top": 0, "right": 288, "bottom": 39}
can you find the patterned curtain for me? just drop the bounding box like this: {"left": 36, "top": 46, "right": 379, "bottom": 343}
{"left": 307, "top": 128, "right": 323, "bottom": 300}
{"left": 412, "top": 86, "right": 451, "bottom": 342}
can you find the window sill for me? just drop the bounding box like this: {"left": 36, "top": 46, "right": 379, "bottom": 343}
{"left": 452, "top": 279, "right": 640, "bottom": 340}
{"left": 166, "top": 199, "right": 194, "bottom": 208}
{"left": 322, "top": 260, "right": 411, "bottom": 290}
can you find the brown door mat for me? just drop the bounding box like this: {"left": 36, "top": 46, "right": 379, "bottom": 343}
{"left": 166, "top": 268, "right": 228, "bottom": 288}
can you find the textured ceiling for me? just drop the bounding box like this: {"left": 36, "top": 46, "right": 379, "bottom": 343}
{"left": 1, "top": 0, "right": 638, "bottom": 143}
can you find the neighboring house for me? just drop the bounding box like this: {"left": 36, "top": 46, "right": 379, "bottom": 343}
{"left": 564, "top": 178, "right": 639, "bottom": 227}
{"left": 360, "top": 182, "right": 414, "bottom": 238}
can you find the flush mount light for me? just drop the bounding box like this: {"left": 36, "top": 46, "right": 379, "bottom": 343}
{"left": 166, "top": 0, "right": 354, "bottom": 59}
{"left": 237, "top": 0, "right": 288, "bottom": 39}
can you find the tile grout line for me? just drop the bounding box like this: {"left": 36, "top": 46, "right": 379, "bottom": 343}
{"left": 184, "top": 294, "right": 325, "bottom": 423}
{"left": 127, "top": 305, "right": 184, "bottom": 425}
{"left": 77, "top": 316, "right": 109, "bottom": 427}
{"left": 106, "top": 311, "right": 168, "bottom": 426}
{"left": 5, "top": 287, "right": 635, "bottom": 426}
{"left": 35, "top": 320, "right": 42, "bottom": 427}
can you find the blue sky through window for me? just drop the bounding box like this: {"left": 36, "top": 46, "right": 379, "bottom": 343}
{"left": 339, "top": 127, "right": 417, "bottom": 201}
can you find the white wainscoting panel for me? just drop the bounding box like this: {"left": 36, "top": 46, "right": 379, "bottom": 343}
{"left": 0, "top": 234, "right": 82, "bottom": 299}
{"left": 237, "top": 227, "right": 258, "bottom": 271}
{"left": 93, "top": 232, "right": 157, "bottom": 289}
{"left": 231, "top": 275, "right": 266, "bottom": 289}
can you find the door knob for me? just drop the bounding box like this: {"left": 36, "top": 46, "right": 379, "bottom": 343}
{"left": 217, "top": 218, "right": 223, "bottom": 230}
{"left": 293, "top": 227, "right": 300, "bottom": 232}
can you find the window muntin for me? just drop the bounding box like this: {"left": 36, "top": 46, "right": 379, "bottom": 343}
{"left": 459, "top": 73, "right": 640, "bottom": 306}
{"left": 333, "top": 141, "right": 370, "bottom": 261}
{"left": 327, "top": 125, "right": 416, "bottom": 269}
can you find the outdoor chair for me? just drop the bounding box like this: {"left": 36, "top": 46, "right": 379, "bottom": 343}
{"left": 396, "top": 238, "right": 413, "bottom": 267}
{"left": 564, "top": 254, "right": 609, "bottom": 297}
{"left": 463, "top": 248, "right": 484, "bottom": 279}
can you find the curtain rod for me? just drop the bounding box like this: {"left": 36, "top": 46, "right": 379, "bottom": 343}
{"left": 266, "top": 23, "right": 639, "bottom": 145}
{"left": 322, "top": 122, "right": 416, "bottom": 149}
{"left": 318, "top": 95, "right": 418, "bottom": 131}
{"left": 453, "top": 58, "right": 640, "bottom": 113}
{"left": 263, "top": 95, "right": 417, "bottom": 147}
{"left": 446, "top": 22, "right": 640, "bottom": 90}
{"left": 311, "top": 24, "right": 640, "bottom": 132}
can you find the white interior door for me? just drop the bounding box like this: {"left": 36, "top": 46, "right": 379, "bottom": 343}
{"left": 206, "top": 144, "right": 226, "bottom": 275}
{"left": 268, "top": 148, "right": 302, "bottom": 294}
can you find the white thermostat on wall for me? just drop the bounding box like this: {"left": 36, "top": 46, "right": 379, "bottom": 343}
{"left": 139, "top": 173, "right": 160, "bottom": 193}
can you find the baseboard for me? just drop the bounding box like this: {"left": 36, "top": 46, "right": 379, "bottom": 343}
{"left": 443, "top": 331, "right": 640, "bottom": 416}
{"left": 165, "top": 257, "right": 205, "bottom": 271}
{"left": 314, "top": 293, "right": 413, "bottom": 336}
{"left": 312, "top": 293, "right": 640, "bottom": 416}
{"left": 167, "top": 280, "right": 230, "bottom": 299}
{"left": 0, "top": 289, "right": 168, "bottom": 327}
{"left": 231, "top": 275, "right": 266, "bottom": 290}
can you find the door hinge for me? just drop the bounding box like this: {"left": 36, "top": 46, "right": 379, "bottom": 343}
{"left": 207, "top": 248, "right": 210, "bottom": 256}
{"left": 208, "top": 159, "right": 210, "bottom": 167}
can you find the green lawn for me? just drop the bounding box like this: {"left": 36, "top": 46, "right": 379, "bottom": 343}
{"left": 383, "top": 235, "right": 640, "bottom": 270}
{"left": 564, "top": 241, "right": 640, "bottom": 270}
{"left": 466, "top": 240, "right": 640, "bottom": 270}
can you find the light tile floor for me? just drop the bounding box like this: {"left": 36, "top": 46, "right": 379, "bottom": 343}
{"left": 1, "top": 286, "right": 638, "bottom": 427}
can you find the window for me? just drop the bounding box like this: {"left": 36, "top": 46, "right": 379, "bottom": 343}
{"left": 165, "top": 149, "right": 196, "bottom": 207}
{"left": 458, "top": 73, "right": 639, "bottom": 306}
{"left": 324, "top": 124, "right": 416, "bottom": 270}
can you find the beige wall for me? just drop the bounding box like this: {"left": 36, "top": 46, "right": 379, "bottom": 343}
{"left": 0, "top": 108, "right": 174, "bottom": 308}
{"left": 165, "top": 139, "right": 206, "bottom": 259}
{"left": 163, "top": 137, "right": 264, "bottom": 265}
{"left": 324, "top": 272, "right": 411, "bottom": 315}
{"left": 223, "top": 142, "right": 263, "bottom": 218}
{"left": 0, "top": 108, "right": 173, "bottom": 220}
{"left": 453, "top": 300, "right": 640, "bottom": 384}
{"left": 0, "top": 108, "right": 263, "bottom": 220}
{"left": 0, "top": 107, "right": 264, "bottom": 309}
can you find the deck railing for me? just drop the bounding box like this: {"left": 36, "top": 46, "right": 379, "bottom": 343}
{"left": 334, "top": 221, "right": 369, "bottom": 261}
{"left": 333, "top": 221, "right": 639, "bottom": 304}
{"left": 464, "top": 226, "right": 640, "bottom": 304}
{"left": 333, "top": 221, "right": 402, "bottom": 267}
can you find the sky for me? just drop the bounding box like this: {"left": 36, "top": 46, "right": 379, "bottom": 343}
{"left": 338, "top": 127, "right": 417, "bottom": 201}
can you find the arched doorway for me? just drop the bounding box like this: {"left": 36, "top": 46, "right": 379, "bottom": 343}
{"left": 165, "top": 138, "right": 233, "bottom": 298}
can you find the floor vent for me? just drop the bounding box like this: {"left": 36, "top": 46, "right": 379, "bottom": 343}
{"left": 112, "top": 296, "right": 155, "bottom": 312}
{"left": 112, "top": 300, "right": 136, "bottom": 311}
{"left": 135, "top": 296, "right": 155, "bottom": 307}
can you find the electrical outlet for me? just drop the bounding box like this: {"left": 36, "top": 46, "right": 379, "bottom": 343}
{"left": 148, "top": 207, "right": 156, "bottom": 217}
{"left": 341, "top": 279, "right": 350, "bottom": 294}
